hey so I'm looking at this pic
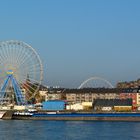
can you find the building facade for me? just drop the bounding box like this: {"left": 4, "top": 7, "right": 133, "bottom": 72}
{"left": 65, "top": 88, "right": 121, "bottom": 103}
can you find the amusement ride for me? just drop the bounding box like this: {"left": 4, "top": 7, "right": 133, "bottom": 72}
{"left": 0, "top": 40, "right": 43, "bottom": 106}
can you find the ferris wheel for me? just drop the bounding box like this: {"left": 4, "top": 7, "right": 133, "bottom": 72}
{"left": 0, "top": 40, "right": 43, "bottom": 105}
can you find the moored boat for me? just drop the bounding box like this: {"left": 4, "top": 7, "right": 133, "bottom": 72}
{"left": 12, "top": 111, "right": 140, "bottom": 121}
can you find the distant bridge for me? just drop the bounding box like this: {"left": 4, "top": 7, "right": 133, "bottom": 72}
{"left": 78, "top": 76, "right": 114, "bottom": 89}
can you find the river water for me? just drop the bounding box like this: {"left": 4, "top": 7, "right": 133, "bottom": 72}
{"left": 0, "top": 120, "right": 140, "bottom": 140}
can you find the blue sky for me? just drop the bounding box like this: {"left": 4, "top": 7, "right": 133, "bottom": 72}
{"left": 0, "top": 0, "right": 140, "bottom": 88}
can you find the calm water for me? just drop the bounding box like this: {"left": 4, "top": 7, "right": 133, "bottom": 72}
{"left": 0, "top": 120, "right": 140, "bottom": 140}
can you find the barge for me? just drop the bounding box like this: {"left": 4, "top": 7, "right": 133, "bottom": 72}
{"left": 12, "top": 111, "right": 140, "bottom": 121}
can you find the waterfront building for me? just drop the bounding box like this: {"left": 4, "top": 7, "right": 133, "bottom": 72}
{"left": 46, "top": 88, "right": 64, "bottom": 100}
{"left": 38, "top": 87, "right": 64, "bottom": 101}
{"left": 119, "top": 92, "right": 137, "bottom": 109}
{"left": 66, "top": 103, "right": 83, "bottom": 110}
{"left": 136, "top": 93, "right": 140, "bottom": 106}
{"left": 93, "top": 99, "right": 132, "bottom": 112}
{"left": 42, "top": 100, "right": 66, "bottom": 110}
{"left": 64, "top": 88, "right": 121, "bottom": 103}
{"left": 47, "top": 93, "right": 62, "bottom": 100}
{"left": 39, "top": 90, "right": 48, "bottom": 101}
{"left": 38, "top": 87, "right": 140, "bottom": 111}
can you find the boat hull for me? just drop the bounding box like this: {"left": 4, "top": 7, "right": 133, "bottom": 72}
{"left": 12, "top": 112, "right": 140, "bottom": 121}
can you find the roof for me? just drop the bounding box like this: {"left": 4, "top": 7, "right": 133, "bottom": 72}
{"left": 64, "top": 88, "right": 123, "bottom": 93}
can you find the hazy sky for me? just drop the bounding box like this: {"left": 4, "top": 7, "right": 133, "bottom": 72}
{"left": 0, "top": 0, "right": 140, "bottom": 88}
